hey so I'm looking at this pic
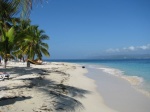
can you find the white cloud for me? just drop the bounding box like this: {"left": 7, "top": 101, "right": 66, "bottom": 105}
{"left": 106, "top": 48, "right": 120, "bottom": 53}
{"left": 138, "top": 44, "right": 150, "bottom": 50}
{"left": 106, "top": 44, "right": 150, "bottom": 53}
{"left": 128, "top": 46, "right": 135, "bottom": 51}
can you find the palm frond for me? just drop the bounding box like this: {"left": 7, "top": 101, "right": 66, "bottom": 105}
{"left": 7, "top": 27, "right": 15, "bottom": 43}
{"left": 40, "top": 42, "right": 49, "bottom": 49}
{"left": 40, "top": 47, "right": 50, "bottom": 57}
{"left": 15, "top": 0, "right": 47, "bottom": 18}
{"left": 40, "top": 34, "right": 49, "bottom": 40}
{"left": 0, "top": 0, "right": 19, "bottom": 19}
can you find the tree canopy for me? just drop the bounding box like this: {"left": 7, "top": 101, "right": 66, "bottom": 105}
{"left": 0, "top": 0, "right": 50, "bottom": 68}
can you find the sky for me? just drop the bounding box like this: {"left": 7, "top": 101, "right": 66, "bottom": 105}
{"left": 30, "top": 0, "right": 150, "bottom": 59}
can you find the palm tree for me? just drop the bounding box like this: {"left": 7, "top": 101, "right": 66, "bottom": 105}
{"left": 0, "top": 26, "right": 16, "bottom": 68}
{"left": 24, "top": 25, "right": 50, "bottom": 67}
{"left": 13, "top": 21, "right": 50, "bottom": 67}
{"left": 0, "top": 0, "right": 49, "bottom": 68}
{"left": 0, "top": 0, "right": 19, "bottom": 68}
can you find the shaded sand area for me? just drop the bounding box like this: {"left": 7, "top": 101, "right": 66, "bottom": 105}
{"left": 87, "top": 66, "right": 150, "bottom": 112}
{"left": 0, "top": 62, "right": 116, "bottom": 112}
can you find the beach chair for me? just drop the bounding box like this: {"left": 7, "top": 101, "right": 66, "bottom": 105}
{"left": 27, "top": 59, "right": 43, "bottom": 65}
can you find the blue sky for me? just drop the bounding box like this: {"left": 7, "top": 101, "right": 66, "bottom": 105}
{"left": 30, "top": 0, "right": 150, "bottom": 59}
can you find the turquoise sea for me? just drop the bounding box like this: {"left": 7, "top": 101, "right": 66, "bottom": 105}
{"left": 46, "top": 59, "right": 150, "bottom": 94}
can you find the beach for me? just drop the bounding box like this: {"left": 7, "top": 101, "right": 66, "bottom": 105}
{"left": 0, "top": 61, "right": 150, "bottom": 112}
{"left": 0, "top": 61, "right": 116, "bottom": 112}
{"left": 1, "top": 0, "right": 150, "bottom": 112}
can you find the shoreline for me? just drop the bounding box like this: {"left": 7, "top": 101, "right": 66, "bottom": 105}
{"left": 0, "top": 61, "right": 117, "bottom": 112}
{"left": 86, "top": 65, "right": 150, "bottom": 112}
{"left": 86, "top": 64, "right": 150, "bottom": 98}
{"left": 98, "top": 66, "right": 150, "bottom": 98}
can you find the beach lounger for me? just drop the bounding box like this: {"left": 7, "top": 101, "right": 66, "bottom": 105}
{"left": 27, "top": 59, "right": 43, "bottom": 65}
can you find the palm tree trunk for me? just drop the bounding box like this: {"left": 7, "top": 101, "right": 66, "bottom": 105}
{"left": 23, "top": 57, "right": 25, "bottom": 62}
{"left": 4, "top": 58, "right": 7, "bottom": 68}
{"left": 0, "top": 15, "right": 8, "bottom": 68}
{"left": 27, "top": 60, "right": 30, "bottom": 67}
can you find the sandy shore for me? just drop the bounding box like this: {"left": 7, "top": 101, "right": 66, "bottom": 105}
{"left": 0, "top": 62, "right": 116, "bottom": 112}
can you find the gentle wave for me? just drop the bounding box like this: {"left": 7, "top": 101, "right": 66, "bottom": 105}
{"left": 86, "top": 64, "right": 144, "bottom": 86}
{"left": 98, "top": 67, "right": 144, "bottom": 86}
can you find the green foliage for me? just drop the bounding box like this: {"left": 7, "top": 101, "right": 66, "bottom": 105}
{"left": 6, "top": 27, "right": 15, "bottom": 42}
{"left": 0, "top": 0, "right": 50, "bottom": 68}
{"left": 12, "top": 20, "right": 50, "bottom": 60}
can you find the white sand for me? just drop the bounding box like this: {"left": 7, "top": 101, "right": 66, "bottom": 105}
{"left": 0, "top": 62, "right": 117, "bottom": 112}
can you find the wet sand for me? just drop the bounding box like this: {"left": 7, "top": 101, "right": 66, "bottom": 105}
{"left": 87, "top": 66, "right": 150, "bottom": 112}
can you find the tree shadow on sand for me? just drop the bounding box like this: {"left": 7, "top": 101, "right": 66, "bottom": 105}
{"left": 0, "top": 67, "right": 46, "bottom": 76}
{"left": 0, "top": 96, "right": 32, "bottom": 106}
{"left": 0, "top": 66, "right": 91, "bottom": 111}
{"left": 38, "top": 83, "right": 91, "bottom": 111}
{"left": 21, "top": 77, "right": 90, "bottom": 111}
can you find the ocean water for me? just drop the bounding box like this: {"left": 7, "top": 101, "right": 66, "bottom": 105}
{"left": 46, "top": 59, "right": 150, "bottom": 95}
